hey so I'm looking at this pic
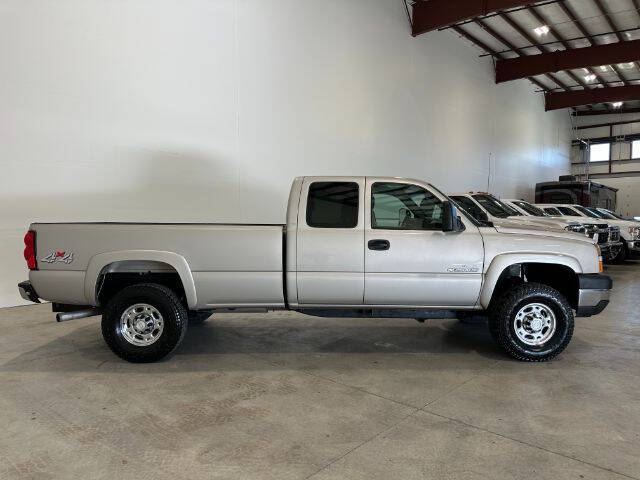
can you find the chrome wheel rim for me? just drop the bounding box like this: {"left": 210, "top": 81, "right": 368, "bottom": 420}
{"left": 120, "top": 303, "right": 164, "bottom": 346}
{"left": 513, "top": 302, "right": 556, "bottom": 346}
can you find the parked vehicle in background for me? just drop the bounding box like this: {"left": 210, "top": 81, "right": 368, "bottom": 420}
{"left": 537, "top": 204, "right": 623, "bottom": 262}
{"left": 587, "top": 207, "right": 640, "bottom": 261}
{"left": 502, "top": 199, "right": 584, "bottom": 232}
{"left": 535, "top": 177, "right": 617, "bottom": 210}
{"left": 597, "top": 208, "right": 640, "bottom": 223}
{"left": 449, "top": 193, "right": 568, "bottom": 231}
{"left": 19, "top": 176, "right": 611, "bottom": 363}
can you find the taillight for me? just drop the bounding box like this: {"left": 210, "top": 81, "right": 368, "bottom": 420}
{"left": 23, "top": 230, "right": 37, "bottom": 270}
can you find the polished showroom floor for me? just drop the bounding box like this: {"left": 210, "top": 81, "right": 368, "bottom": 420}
{"left": 1, "top": 262, "right": 639, "bottom": 479}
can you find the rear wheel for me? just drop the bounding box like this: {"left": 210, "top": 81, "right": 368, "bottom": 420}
{"left": 489, "top": 283, "right": 573, "bottom": 362}
{"left": 102, "top": 283, "right": 188, "bottom": 363}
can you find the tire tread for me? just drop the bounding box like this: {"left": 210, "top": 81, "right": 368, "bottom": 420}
{"left": 102, "top": 283, "right": 188, "bottom": 363}
{"left": 489, "top": 282, "right": 574, "bottom": 362}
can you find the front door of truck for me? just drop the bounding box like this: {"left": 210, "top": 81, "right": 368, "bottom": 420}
{"left": 296, "top": 177, "right": 365, "bottom": 305}
{"left": 364, "top": 179, "right": 484, "bottom": 307}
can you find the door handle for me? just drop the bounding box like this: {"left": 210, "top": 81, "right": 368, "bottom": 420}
{"left": 368, "top": 239, "right": 390, "bottom": 251}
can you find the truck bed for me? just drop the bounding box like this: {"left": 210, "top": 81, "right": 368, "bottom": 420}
{"left": 29, "top": 222, "right": 286, "bottom": 309}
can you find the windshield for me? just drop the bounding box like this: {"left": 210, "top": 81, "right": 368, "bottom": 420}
{"left": 426, "top": 184, "right": 487, "bottom": 228}
{"left": 543, "top": 207, "right": 562, "bottom": 216}
{"left": 585, "top": 207, "right": 609, "bottom": 219}
{"left": 472, "top": 194, "right": 518, "bottom": 218}
{"left": 557, "top": 206, "right": 580, "bottom": 216}
{"left": 450, "top": 196, "right": 491, "bottom": 226}
{"left": 573, "top": 205, "right": 600, "bottom": 218}
{"left": 600, "top": 209, "right": 627, "bottom": 220}
{"left": 513, "top": 201, "right": 546, "bottom": 217}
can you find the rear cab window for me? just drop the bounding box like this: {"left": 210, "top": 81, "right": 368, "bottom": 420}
{"left": 306, "top": 182, "right": 359, "bottom": 228}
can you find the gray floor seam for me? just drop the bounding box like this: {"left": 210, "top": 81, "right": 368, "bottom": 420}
{"left": 300, "top": 371, "right": 496, "bottom": 480}
{"left": 301, "top": 408, "right": 421, "bottom": 480}
{"left": 422, "top": 409, "right": 640, "bottom": 480}
{"left": 244, "top": 353, "right": 419, "bottom": 409}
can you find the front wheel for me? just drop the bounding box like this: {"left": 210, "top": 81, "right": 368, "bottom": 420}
{"left": 489, "top": 283, "right": 574, "bottom": 362}
{"left": 102, "top": 283, "right": 188, "bottom": 363}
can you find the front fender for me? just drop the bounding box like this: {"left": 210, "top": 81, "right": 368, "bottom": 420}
{"left": 479, "top": 253, "right": 582, "bottom": 309}
{"left": 84, "top": 250, "right": 197, "bottom": 308}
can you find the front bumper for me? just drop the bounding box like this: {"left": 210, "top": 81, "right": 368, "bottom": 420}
{"left": 575, "top": 273, "right": 612, "bottom": 317}
{"left": 18, "top": 281, "right": 40, "bottom": 304}
{"left": 627, "top": 240, "right": 640, "bottom": 260}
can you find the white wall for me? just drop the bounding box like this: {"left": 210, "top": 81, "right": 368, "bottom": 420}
{"left": 571, "top": 114, "right": 640, "bottom": 217}
{"left": 0, "top": 0, "right": 571, "bottom": 307}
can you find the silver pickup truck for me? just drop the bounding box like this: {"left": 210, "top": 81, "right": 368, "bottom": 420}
{"left": 19, "top": 176, "right": 612, "bottom": 363}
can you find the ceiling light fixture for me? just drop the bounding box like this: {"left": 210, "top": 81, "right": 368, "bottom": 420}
{"left": 599, "top": 65, "right": 608, "bottom": 72}
{"left": 612, "top": 102, "right": 623, "bottom": 108}
{"left": 534, "top": 25, "right": 550, "bottom": 36}
{"left": 584, "top": 74, "right": 597, "bottom": 82}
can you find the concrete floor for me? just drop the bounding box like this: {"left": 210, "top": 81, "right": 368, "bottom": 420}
{"left": 1, "top": 264, "right": 639, "bottom": 480}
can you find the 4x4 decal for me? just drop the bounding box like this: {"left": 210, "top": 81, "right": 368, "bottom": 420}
{"left": 41, "top": 251, "right": 74, "bottom": 264}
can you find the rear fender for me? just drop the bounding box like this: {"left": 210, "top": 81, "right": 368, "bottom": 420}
{"left": 84, "top": 250, "right": 197, "bottom": 308}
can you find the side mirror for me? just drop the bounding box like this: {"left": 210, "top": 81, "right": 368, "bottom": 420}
{"left": 442, "top": 201, "right": 464, "bottom": 232}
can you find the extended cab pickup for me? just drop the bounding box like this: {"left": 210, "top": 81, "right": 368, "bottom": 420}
{"left": 19, "top": 176, "right": 612, "bottom": 363}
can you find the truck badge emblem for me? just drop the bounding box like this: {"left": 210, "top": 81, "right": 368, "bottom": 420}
{"left": 447, "top": 265, "right": 479, "bottom": 273}
{"left": 42, "top": 251, "right": 74, "bottom": 264}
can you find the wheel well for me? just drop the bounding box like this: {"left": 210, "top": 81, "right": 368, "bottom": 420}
{"left": 491, "top": 263, "right": 579, "bottom": 308}
{"left": 96, "top": 261, "right": 187, "bottom": 307}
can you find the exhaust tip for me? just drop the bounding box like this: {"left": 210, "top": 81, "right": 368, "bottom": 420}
{"left": 56, "top": 309, "right": 102, "bottom": 322}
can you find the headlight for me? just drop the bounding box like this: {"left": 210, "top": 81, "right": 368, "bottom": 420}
{"left": 628, "top": 226, "right": 640, "bottom": 240}
{"left": 565, "top": 224, "right": 585, "bottom": 234}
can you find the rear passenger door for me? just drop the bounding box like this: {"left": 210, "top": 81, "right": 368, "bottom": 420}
{"left": 296, "top": 178, "right": 365, "bottom": 305}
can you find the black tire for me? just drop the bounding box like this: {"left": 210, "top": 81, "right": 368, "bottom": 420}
{"left": 488, "top": 283, "right": 574, "bottom": 362}
{"left": 613, "top": 243, "right": 628, "bottom": 264}
{"left": 188, "top": 310, "right": 213, "bottom": 324}
{"left": 102, "top": 283, "right": 188, "bottom": 363}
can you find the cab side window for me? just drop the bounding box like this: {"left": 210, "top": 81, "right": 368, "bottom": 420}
{"left": 372, "top": 182, "right": 443, "bottom": 230}
{"left": 306, "top": 182, "right": 359, "bottom": 228}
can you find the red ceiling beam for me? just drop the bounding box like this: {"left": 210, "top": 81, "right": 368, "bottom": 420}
{"left": 496, "top": 39, "right": 640, "bottom": 83}
{"left": 411, "top": 0, "right": 538, "bottom": 36}
{"left": 574, "top": 107, "right": 640, "bottom": 116}
{"left": 545, "top": 85, "right": 640, "bottom": 111}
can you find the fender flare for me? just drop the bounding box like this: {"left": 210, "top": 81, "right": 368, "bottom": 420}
{"left": 480, "top": 253, "right": 582, "bottom": 309}
{"left": 84, "top": 250, "right": 197, "bottom": 309}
